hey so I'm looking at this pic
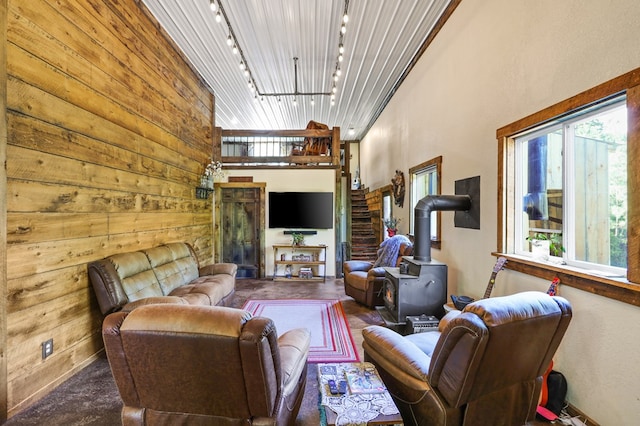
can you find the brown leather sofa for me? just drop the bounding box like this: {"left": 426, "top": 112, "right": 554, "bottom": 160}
{"left": 103, "top": 304, "right": 311, "bottom": 425}
{"left": 88, "top": 242, "right": 236, "bottom": 315}
{"left": 343, "top": 238, "right": 413, "bottom": 308}
{"left": 362, "top": 291, "right": 572, "bottom": 426}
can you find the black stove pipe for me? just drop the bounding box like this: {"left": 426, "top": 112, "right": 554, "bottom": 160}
{"left": 414, "top": 195, "right": 472, "bottom": 261}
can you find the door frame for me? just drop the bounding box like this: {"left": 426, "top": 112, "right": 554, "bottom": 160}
{"left": 214, "top": 182, "right": 266, "bottom": 278}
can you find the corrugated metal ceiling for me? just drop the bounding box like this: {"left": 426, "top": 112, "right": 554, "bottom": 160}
{"left": 140, "top": 0, "right": 453, "bottom": 140}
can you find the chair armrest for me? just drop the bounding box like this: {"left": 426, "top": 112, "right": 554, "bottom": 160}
{"left": 438, "top": 309, "right": 462, "bottom": 332}
{"left": 367, "top": 266, "right": 387, "bottom": 279}
{"left": 278, "top": 328, "right": 311, "bottom": 394}
{"left": 343, "top": 260, "right": 374, "bottom": 274}
{"left": 362, "top": 325, "right": 431, "bottom": 385}
{"left": 199, "top": 263, "right": 238, "bottom": 277}
{"left": 121, "top": 296, "right": 188, "bottom": 312}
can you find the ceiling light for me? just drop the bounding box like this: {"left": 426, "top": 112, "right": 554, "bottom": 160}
{"left": 332, "top": 85, "right": 337, "bottom": 94}
{"left": 293, "top": 97, "right": 297, "bottom": 106}
{"left": 214, "top": 0, "right": 349, "bottom": 103}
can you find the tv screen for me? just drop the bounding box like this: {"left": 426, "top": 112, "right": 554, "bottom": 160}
{"left": 269, "top": 192, "right": 334, "bottom": 229}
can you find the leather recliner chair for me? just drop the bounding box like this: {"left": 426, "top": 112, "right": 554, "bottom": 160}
{"left": 362, "top": 291, "right": 572, "bottom": 426}
{"left": 343, "top": 237, "right": 413, "bottom": 308}
{"left": 102, "top": 304, "right": 311, "bottom": 425}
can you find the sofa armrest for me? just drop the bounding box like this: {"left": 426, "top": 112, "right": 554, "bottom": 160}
{"left": 199, "top": 262, "right": 238, "bottom": 277}
{"left": 343, "top": 260, "right": 374, "bottom": 274}
{"left": 88, "top": 259, "right": 128, "bottom": 315}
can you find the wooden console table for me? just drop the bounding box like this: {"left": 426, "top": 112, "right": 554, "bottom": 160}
{"left": 273, "top": 244, "right": 326, "bottom": 282}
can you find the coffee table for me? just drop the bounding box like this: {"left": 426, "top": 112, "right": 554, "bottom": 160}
{"left": 317, "top": 362, "right": 403, "bottom": 425}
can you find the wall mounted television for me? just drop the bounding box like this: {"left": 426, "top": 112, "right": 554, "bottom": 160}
{"left": 268, "top": 192, "right": 334, "bottom": 229}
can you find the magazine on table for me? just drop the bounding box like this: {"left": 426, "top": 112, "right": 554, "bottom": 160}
{"left": 344, "top": 365, "right": 386, "bottom": 394}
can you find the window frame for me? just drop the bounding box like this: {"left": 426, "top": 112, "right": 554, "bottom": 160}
{"left": 512, "top": 99, "right": 627, "bottom": 275}
{"left": 409, "top": 156, "right": 442, "bottom": 249}
{"left": 497, "top": 68, "right": 640, "bottom": 308}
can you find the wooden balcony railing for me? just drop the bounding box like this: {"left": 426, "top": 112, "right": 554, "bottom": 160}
{"left": 214, "top": 127, "right": 341, "bottom": 168}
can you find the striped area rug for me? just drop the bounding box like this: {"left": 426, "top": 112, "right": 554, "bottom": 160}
{"left": 242, "top": 299, "right": 360, "bottom": 363}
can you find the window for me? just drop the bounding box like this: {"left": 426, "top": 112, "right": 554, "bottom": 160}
{"left": 514, "top": 100, "right": 627, "bottom": 276}
{"left": 410, "top": 156, "right": 442, "bottom": 248}
{"left": 497, "top": 67, "right": 640, "bottom": 307}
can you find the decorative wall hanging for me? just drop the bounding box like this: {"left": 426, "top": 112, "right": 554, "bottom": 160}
{"left": 392, "top": 170, "right": 405, "bottom": 207}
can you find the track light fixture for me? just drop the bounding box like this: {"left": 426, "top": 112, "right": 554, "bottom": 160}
{"left": 212, "top": 0, "right": 349, "bottom": 103}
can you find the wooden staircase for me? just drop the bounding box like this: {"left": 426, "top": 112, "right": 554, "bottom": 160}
{"left": 350, "top": 189, "right": 379, "bottom": 261}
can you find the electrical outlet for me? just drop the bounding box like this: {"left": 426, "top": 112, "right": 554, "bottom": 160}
{"left": 42, "top": 338, "right": 53, "bottom": 359}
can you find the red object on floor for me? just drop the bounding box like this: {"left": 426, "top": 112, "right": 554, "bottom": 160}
{"left": 536, "top": 405, "right": 558, "bottom": 421}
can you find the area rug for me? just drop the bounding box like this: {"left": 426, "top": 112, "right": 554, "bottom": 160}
{"left": 242, "top": 299, "right": 360, "bottom": 363}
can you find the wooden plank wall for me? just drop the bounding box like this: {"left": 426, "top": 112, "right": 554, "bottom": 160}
{"left": 3, "top": 0, "right": 215, "bottom": 416}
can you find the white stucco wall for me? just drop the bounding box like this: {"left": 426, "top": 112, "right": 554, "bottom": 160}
{"left": 224, "top": 168, "right": 337, "bottom": 277}
{"left": 360, "top": 0, "right": 640, "bottom": 423}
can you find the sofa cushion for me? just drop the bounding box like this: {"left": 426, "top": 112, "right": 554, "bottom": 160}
{"left": 169, "top": 276, "right": 235, "bottom": 306}
{"left": 144, "top": 244, "right": 199, "bottom": 295}
{"left": 109, "top": 251, "right": 163, "bottom": 302}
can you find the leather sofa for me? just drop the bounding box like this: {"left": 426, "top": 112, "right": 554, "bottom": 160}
{"left": 103, "top": 304, "right": 311, "bottom": 425}
{"left": 343, "top": 238, "right": 413, "bottom": 308}
{"left": 362, "top": 291, "right": 572, "bottom": 426}
{"left": 88, "top": 242, "right": 236, "bottom": 315}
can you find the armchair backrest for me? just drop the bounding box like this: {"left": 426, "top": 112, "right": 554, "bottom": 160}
{"left": 102, "top": 304, "right": 284, "bottom": 424}
{"left": 428, "top": 291, "right": 572, "bottom": 423}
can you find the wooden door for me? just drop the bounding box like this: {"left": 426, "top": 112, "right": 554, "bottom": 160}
{"left": 218, "top": 185, "right": 263, "bottom": 278}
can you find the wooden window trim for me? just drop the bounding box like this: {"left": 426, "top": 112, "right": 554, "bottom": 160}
{"left": 409, "top": 156, "right": 442, "bottom": 250}
{"left": 496, "top": 68, "right": 640, "bottom": 307}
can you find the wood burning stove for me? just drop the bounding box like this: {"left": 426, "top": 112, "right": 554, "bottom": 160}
{"left": 378, "top": 257, "right": 447, "bottom": 324}
{"left": 376, "top": 192, "right": 478, "bottom": 325}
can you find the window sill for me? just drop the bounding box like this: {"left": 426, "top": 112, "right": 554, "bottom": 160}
{"left": 493, "top": 253, "right": 640, "bottom": 307}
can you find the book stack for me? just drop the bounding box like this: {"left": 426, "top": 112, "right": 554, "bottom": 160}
{"left": 344, "top": 365, "right": 386, "bottom": 394}
{"left": 298, "top": 267, "right": 313, "bottom": 279}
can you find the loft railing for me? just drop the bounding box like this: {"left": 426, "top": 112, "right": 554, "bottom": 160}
{"left": 215, "top": 127, "right": 341, "bottom": 167}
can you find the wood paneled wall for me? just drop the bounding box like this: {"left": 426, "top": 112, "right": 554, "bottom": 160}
{"left": 3, "top": 0, "right": 215, "bottom": 416}
{"left": 365, "top": 189, "right": 383, "bottom": 245}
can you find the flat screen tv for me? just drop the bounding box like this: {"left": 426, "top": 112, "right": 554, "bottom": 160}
{"left": 269, "top": 192, "right": 333, "bottom": 229}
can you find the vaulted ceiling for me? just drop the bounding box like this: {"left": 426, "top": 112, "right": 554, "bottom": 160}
{"left": 141, "top": 0, "right": 454, "bottom": 140}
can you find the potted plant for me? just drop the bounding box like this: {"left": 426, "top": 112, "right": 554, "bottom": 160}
{"left": 527, "top": 232, "right": 565, "bottom": 258}
{"left": 383, "top": 217, "right": 401, "bottom": 237}
{"left": 291, "top": 232, "right": 305, "bottom": 247}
